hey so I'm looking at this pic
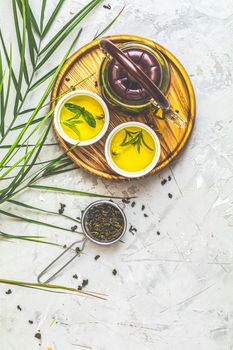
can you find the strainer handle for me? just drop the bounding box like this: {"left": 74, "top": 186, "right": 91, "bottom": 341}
{"left": 100, "top": 38, "right": 170, "bottom": 111}
{"left": 37, "top": 238, "right": 87, "bottom": 284}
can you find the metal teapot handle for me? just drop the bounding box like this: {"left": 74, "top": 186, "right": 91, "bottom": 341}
{"left": 100, "top": 39, "right": 170, "bottom": 111}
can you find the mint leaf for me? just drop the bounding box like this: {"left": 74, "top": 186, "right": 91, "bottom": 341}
{"left": 64, "top": 103, "right": 97, "bottom": 128}
{"left": 63, "top": 120, "right": 81, "bottom": 139}
{"left": 82, "top": 110, "right": 96, "bottom": 128}
{"left": 64, "top": 103, "right": 84, "bottom": 114}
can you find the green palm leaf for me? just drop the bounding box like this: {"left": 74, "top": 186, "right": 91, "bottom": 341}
{"left": 0, "top": 50, "right": 4, "bottom": 136}
{"left": 14, "top": 0, "right": 26, "bottom": 115}
{"left": 40, "top": 0, "right": 103, "bottom": 55}
{"left": 29, "top": 66, "right": 57, "bottom": 91}
{"left": 0, "top": 209, "right": 82, "bottom": 234}
{"left": 0, "top": 143, "right": 58, "bottom": 149}
{"left": 0, "top": 32, "right": 80, "bottom": 168}
{"left": 42, "top": 0, "right": 65, "bottom": 37}
{"left": 10, "top": 116, "right": 46, "bottom": 131}
{"left": 0, "top": 278, "right": 106, "bottom": 299}
{"left": 3, "top": 46, "right": 13, "bottom": 129}
{"left": 12, "top": 0, "right": 29, "bottom": 84}
{"left": 24, "top": 0, "right": 38, "bottom": 66}
{"left": 94, "top": 6, "right": 125, "bottom": 39}
{"left": 0, "top": 231, "right": 61, "bottom": 247}
{"left": 8, "top": 199, "right": 80, "bottom": 223}
{"left": 0, "top": 30, "right": 22, "bottom": 100}
{"left": 15, "top": 0, "right": 40, "bottom": 36}
{"left": 36, "top": 28, "right": 82, "bottom": 70}
{"left": 40, "top": 0, "right": 47, "bottom": 32}
{"left": 29, "top": 185, "right": 126, "bottom": 199}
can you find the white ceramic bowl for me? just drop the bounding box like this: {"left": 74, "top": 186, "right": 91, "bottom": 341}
{"left": 105, "top": 122, "right": 161, "bottom": 178}
{"left": 54, "top": 90, "right": 110, "bottom": 146}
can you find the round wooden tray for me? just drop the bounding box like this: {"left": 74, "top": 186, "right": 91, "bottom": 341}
{"left": 51, "top": 35, "right": 196, "bottom": 180}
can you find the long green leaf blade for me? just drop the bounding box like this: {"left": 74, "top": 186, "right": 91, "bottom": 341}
{"left": 12, "top": 0, "right": 29, "bottom": 84}
{"left": 10, "top": 116, "right": 46, "bottom": 130}
{"left": 0, "top": 278, "right": 106, "bottom": 298}
{"left": 36, "top": 28, "right": 82, "bottom": 71}
{"left": 12, "top": 2, "right": 30, "bottom": 82}
{"left": 24, "top": 0, "right": 37, "bottom": 67}
{"left": 0, "top": 209, "right": 82, "bottom": 233}
{"left": 14, "top": 0, "right": 26, "bottom": 114}
{"left": 18, "top": 108, "right": 35, "bottom": 115}
{"left": 94, "top": 6, "right": 125, "bottom": 39}
{"left": 0, "top": 127, "right": 50, "bottom": 203}
{"left": 7, "top": 124, "right": 52, "bottom": 193}
{"left": 8, "top": 199, "right": 80, "bottom": 223}
{"left": 0, "top": 143, "right": 58, "bottom": 149}
{"left": 0, "top": 50, "right": 4, "bottom": 136}
{"left": 3, "top": 46, "right": 13, "bottom": 125}
{"left": 0, "top": 30, "right": 22, "bottom": 100}
{"left": 40, "top": 0, "right": 47, "bottom": 32}
{"left": 15, "top": 0, "right": 40, "bottom": 36}
{"left": 29, "top": 185, "right": 125, "bottom": 199}
{"left": 40, "top": 0, "right": 102, "bottom": 55}
{"left": 0, "top": 231, "right": 61, "bottom": 247}
{"left": 28, "top": 6, "right": 41, "bottom": 37}
{"left": 0, "top": 127, "right": 48, "bottom": 180}
{"left": 29, "top": 66, "right": 57, "bottom": 91}
{"left": 42, "top": 0, "right": 65, "bottom": 38}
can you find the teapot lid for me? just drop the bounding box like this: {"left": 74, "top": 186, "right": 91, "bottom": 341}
{"left": 100, "top": 39, "right": 170, "bottom": 110}
{"left": 108, "top": 46, "right": 162, "bottom": 103}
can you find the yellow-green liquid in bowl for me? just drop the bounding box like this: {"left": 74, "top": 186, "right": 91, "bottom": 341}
{"left": 110, "top": 127, "right": 156, "bottom": 172}
{"left": 60, "top": 95, "right": 105, "bottom": 142}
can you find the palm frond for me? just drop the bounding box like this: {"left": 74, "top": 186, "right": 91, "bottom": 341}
{"left": 15, "top": 0, "right": 40, "bottom": 36}
{"left": 0, "top": 0, "right": 123, "bottom": 223}
{"left": 14, "top": 0, "right": 26, "bottom": 115}
{"left": 8, "top": 199, "right": 80, "bottom": 223}
{"left": 12, "top": 0, "right": 29, "bottom": 84}
{"left": 0, "top": 278, "right": 106, "bottom": 299}
{"left": 0, "top": 143, "right": 58, "bottom": 149}
{"left": 29, "top": 66, "right": 57, "bottom": 91}
{"left": 3, "top": 46, "right": 13, "bottom": 129}
{"left": 0, "top": 32, "right": 80, "bottom": 167}
{"left": 29, "top": 184, "right": 127, "bottom": 199}
{"left": 0, "top": 125, "right": 49, "bottom": 180}
{"left": 0, "top": 30, "right": 22, "bottom": 100}
{"left": 10, "top": 116, "right": 46, "bottom": 131}
{"left": 0, "top": 50, "right": 5, "bottom": 136}
{"left": 40, "top": 0, "right": 47, "bottom": 32}
{"left": 0, "top": 126, "right": 50, "bottom": 202}
{"left": 0, "top": 209, "right": 83, "bottom": 234}
{"left": 36, "top": 27, "right": 82, "bottom": 71}
{"left": 24, "top": 0, "right": 38, "bottom": 66}
{"left": 94, "top": 6, "right": 125, "bottom": 39}
{"left": 42, "top": 0, "right": 66, "bottom": 37}
{"left": 39, "top": 0, "right": 103, "bottom": 55}
{"left": 0, "top": 231, "right": 62, "bottom": 247}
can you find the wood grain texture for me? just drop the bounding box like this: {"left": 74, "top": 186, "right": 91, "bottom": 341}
{"left": 51, "top": 35, "right": 196, "bottom": 180}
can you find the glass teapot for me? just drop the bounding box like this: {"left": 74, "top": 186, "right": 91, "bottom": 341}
{"left": 99, "top": 39, "right": 186, "bottom": 128}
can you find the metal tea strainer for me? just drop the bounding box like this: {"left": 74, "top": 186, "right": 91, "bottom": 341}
{"left": 37, "top": 200, "right": 127, "bottom": 284}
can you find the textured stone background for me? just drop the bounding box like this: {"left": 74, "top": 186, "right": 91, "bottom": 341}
{"left": 0, "top": 1, "right": 233, "bottom": 349}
